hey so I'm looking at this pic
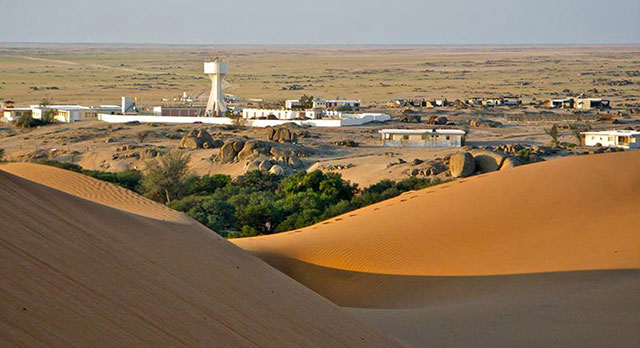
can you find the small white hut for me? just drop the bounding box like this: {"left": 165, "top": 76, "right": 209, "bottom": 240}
{"left": 581, "top": 130, "right": 640, "bottom": 149}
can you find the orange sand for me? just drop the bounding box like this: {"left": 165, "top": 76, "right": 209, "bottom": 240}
{"left": 234, "top": 151, "right": 640, "bottom": 276}
{"left": 233, "top": 151, "right": 640, "bottom": 347}
{"left": 0, "top": 163, "right": 396, "bottom": 347}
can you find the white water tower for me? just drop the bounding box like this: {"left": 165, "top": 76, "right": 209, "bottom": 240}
{"left": 204, "top": 59, "right": 228, "bottom": 117}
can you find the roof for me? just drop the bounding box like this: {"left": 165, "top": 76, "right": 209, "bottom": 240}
{"left": 30, "top": 105, "right": 90, "bottom": 111}
{"left": 2, "top": 107, "right": 32, "bottom": 111}
{"left": 378, "top": 129, "right": 466, "bottom": 135}
{"left": 575, "top": 98, "right": 608, "bottom": 102}
{"left": 582, "top": 130, "right": 640, "bottom": 137}
{"left": 320, "top": 100, "right": 360, "bottom": 103}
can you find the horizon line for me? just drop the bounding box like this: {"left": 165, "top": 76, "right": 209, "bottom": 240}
{"left": 1, "top": 41, "right": 639, "bottom": 47}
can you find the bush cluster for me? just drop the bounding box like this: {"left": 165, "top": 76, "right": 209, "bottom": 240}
{"left": 38, "top": 158, "right": 440, "bottom": 238}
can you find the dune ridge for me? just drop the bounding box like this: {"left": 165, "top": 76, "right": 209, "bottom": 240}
{"left": 232, "top": 151, "right": 640, "bottom": 347}
{"left": 234, "top": 151, "right": 640, "bottom": 276}
{"left": 1, "top": 162, "right": 189, "bottom": 223}
{"left": 0, "top": 164, "right": 396, "bottom": 347}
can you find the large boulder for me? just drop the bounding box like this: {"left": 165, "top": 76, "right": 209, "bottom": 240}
{"left": 196, "top": 129, "right": 219, "bottom": 149}
{"left": 472, "top": 150, "right": 507, "bottom": 173}
{"left": 427, "top": 116, "right": 448, "bottom": 125}
{"left": 287, "top": 155, "right": 303, "bottom": 169}
{"left": 258, "top": 159, "right": 273, "bottom": 171}
{"left": 243, "top": 160, "right": 261, "bottom": 173}
{"left": 269, "top": 164, "right": 285, "bottom": 175}
{"left": 237, "top": 140, "right": 267, "bottom": 161}
{"left": 470, "top": 119, "right": 502, "bottom": 128}
{"left": 215, "top": 142, "right": 239, "bottom": 163}
{"left": 500, "top": 156, "right": 523, "bottom": 170}
{"left": 179, "top": 129, "right": 222, "bottom": 149}
{"left": 232, "top": 139, "right": 246, "bottom": 153}
{"left": 449, "top": 152, "right": 476, "bottom": 178}
{"left": 179, "top": 136, "right": 200, "bottom": 150}
{"left": 268, "top": 127, "right": 298, "bottom": 143}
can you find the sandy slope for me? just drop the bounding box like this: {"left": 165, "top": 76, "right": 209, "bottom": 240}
{"left": 0, "top": 163, "right": 396, "bottom": 347}
{"left": 234, "top": 151, "right": 640, "bottom": 276}
{"left": 233, "top": 151, "right": 640, "bottom": 347}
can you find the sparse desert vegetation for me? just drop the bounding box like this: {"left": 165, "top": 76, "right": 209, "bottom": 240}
{"left": 1, "top": 44, "right": 640, "bottom": 348}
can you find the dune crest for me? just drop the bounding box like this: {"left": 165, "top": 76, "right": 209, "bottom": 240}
{"left": 0, "top": 164, "right": 395, "bottom": 347}
{"left": 232, "top": 152, "right": 640, "bottom": 347}
{"left": 234, "top": 151, "right": 640, "bottom": 276}
{"left": 1, "top": 162, "right": 189, "bottom": 223}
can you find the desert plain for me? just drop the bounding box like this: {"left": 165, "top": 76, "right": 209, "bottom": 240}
{"left": 1, "top": 44, "right": 639, "bottom": 347}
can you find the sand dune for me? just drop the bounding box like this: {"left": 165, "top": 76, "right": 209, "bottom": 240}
{"left": 233, "top": 151, "right": 640, "bottom": 347}
{"left": 234, "top": 151, "right": 640, "bottom": 276}
{"left": 0, "top": 163, "right": 396, "bottom": 347}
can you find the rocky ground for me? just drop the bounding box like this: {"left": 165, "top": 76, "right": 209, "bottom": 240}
{"left": 1, "top": 107, "right": 639, "bottom": 187}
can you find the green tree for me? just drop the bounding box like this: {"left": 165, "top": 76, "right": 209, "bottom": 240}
{"left": 142, "top": 150, "right": 192, "bottom": 204}
{"left": 282, "top": 170, "right": 356, "bottom": 203}
{"left": 169, "top": 195, "right": 235, "bottom": 234}
{"left": 235, "top": 170, "right": 282, "bottom": 192}
{"left": 544, "top": 124, "right": 560, "bottom": 147}
{"left": 184, "top": 174, "right": 231, "bottom": 196}
{"left": 41, "top": 109, "right": 56, "bottom": 124}
{"left": 299, "top": 94, "right": 314, "bottom": 109}
{"left": 14, "top": 114, "right": 39, "bottom": 128}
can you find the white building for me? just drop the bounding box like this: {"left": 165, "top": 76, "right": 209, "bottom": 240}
{"left": 379, "top": 129, "right": 466, "bottom": 148}
{"left": 285, "top": 99, "right": 302, "bottom": 109}
{"left": 574, "top": 98, "right": 610, "bottom": 110}
{"left": 1, "top": 108, "right": 32, "bottom": 122}
{"left": 582, "top": 130, "right": 640, "bottom": 149}
{"left": 30, "top": 105, "right": 93, "bottom": 123}
{"left": 241, "top": 108, "right": 319, "bottom": 120}
{"left": 313, "top": 99, "right": 361, "bottom": 110}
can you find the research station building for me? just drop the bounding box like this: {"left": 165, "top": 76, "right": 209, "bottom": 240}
{"left": 379, "top": 129, "right": 466, "bottom": 148}
{"left": 582, "top": 130, "right": 640, "bottom": 149}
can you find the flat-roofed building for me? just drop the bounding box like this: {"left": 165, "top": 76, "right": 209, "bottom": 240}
{"left": 153, "top": 106, "right": 206, "bottom": 117}
{"left": 574, "top": 98, "right": 610, "bottom": 110}
{"left": 1, "top": 108, "right": 32, "bottom": 122}
{"left": 379, "top": 129, "right": 466, "bottom": 148}
{"left": 242, "top": 108, "right": 319, "bottom": 120}
{"left": 313, "top": 99, "right": 361, "bottom": 111}
{"left": 547, "top": 98, "right": 574, "bottom": 108}
{"left": 285, "top": 99, "right": 302, "bottom": 109}
{"left": 582, "top": 130, "right": 640, "bottom": 149}
{"left": 30, "top": 105, "right": 93, "bottom": 123}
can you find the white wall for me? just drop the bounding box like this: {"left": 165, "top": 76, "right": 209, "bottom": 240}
{"left": 98, "top": 113, "right": 386, "bottom": 127}
{"left": 382, "top": 133, "right": 463, "bottom": 148}
{"left": 584, "top": 134, "right": 640, "bottom": 149}
{"left": 585, "top": 134, "right": 616, "bottom": 147}
{"left": 98, "top": 114, "right": 234, "bottom": 125}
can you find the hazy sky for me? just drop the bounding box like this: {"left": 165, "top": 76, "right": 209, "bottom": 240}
{"left": 1, "top": 0, "right": 638, "bottom": 45}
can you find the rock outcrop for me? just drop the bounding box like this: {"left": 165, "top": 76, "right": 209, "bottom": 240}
{"left": 215, "top": 142, "right": 240, "bottom": 163}
{"left": 179, "top": 129, "right": 222, "bottom": 149}
{"left": 268, "top": 127, "right": 298, "bottom": 143}
{"left": 214, "top": 139, "right": 307, "bottom": 173}
{"left": 472, "top": 150, "right": 507, "bottom": 173}
{"left": 449, "top": 152, "right": 476, "bottom": 177}
{"left": 470, "top": 119, "right": 503, "bottom": 128}
{"left": 269, "top": 165, "right": 285, "bottom": 175}
{"left": 500, "top": 157, "right": 523, "bottom": 170}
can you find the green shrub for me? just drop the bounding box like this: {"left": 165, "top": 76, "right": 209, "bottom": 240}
{"left": 517, "top": 149, "right": 531, "bottom": 162}
{"left": 142, "top": 150, "right": 192, "bottom": 204}
{"left": 35, "top": 160, "right": 83, "bottom": 172}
